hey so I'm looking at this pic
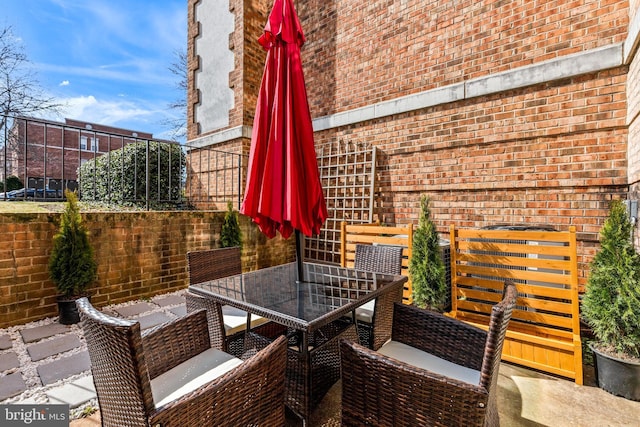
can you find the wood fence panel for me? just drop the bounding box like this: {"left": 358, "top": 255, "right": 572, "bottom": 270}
{"left": 449, "top": 225, "right": 583, "bottom": 384}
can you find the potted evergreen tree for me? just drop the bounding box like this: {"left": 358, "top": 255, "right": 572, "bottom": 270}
{"left": 48, "top": 190, "right": 97, "bottom": 324}
{"left": 220, "top": 201, "right": 242, "bottom": 248}
{"left": 409, "top": 195, "right": 447, "bottom": 311}
{"left": 582, "top": 199, "right": 640, "bottom": 400}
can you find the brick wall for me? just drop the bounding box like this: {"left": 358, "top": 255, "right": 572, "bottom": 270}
{"left": 298, "top": 0, "right": 628, "bottom": 118}
{"left": 312, "top": 65, "right": 629, "bottom": 290}
{"left": 299, "top": 0, "right": 631, "bottom": 291}
{"left": 186, "top": 1, "right": 638, "bottom": 291}
{"left": 0, "top": 211, "right": 294, "bottom": 327}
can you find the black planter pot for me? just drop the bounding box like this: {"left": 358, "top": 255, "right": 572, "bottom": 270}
{"left": 591, "top": 344, "right": 640, "bottom": 401}
{"left": 57, "top": 296, "right": 87, "bottom": 325}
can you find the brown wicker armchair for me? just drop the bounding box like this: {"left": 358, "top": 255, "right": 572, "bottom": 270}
{"left": 353, "top": 244, "right": 404, "bottom": 349}
{"left": 77, "top": 297, "right": 287, "bottom": 427}
{"left": 340, "top": 281, "right": 518, "bottom": 427}
{"left": 186, "top": 247, "right": 268, "bottom": 355}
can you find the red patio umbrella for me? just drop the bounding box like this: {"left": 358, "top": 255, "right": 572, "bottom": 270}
{"left": 240, "top": 0, "right": 327, "bottom": 274}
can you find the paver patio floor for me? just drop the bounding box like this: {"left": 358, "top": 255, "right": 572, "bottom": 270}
{"left": 2, "top": 290, "right": 639, "bottom": 426}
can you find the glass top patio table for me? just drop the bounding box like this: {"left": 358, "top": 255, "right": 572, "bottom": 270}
{"left": 188, "top": 261, "right": 406, "bottom": 424}
{"left": 187, "top": 261, "right": 407, "bottom": 335}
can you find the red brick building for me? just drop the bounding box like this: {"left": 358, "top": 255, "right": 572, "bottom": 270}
{"left": 4, "top": 117, "right": 152, "bottom": 191}
{"left": 186, "top": 0, "right": 640, "bottom": 290}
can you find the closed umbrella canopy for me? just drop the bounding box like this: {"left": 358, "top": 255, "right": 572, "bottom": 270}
{"left": 240, "top": 0, "right": 327, "bottom": 241}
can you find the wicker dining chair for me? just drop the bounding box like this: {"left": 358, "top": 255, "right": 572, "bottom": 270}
{"left": 186, "top": 247, "right": 269, "bottom": 356}
{"left": 340, "top": 281, "right": 518, "bottom": 427}
{"left": 77, "top": 297, "right": 287, "bottom": 427}
{"left": 353, "top": 243, "right": 404, "bottom": 349}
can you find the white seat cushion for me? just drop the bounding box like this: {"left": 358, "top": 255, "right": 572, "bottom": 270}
{"left": 222, "top": 305, "right": 269, "bottom": 336}
{"left": 151, "top": 347, "right": 242, "bottom": 408}
{"left": 355, "top": 300, "right": 376, "bottom": 324}
{"left": 378, "top": 340, "right": 480, "bottom": 385}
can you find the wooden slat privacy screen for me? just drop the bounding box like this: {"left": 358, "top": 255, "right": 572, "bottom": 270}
{"left": 340, "top": 222, "right": 414, "bottom": 303}
{"left": 449, "top": 225, "right": 583, "bottom": 384}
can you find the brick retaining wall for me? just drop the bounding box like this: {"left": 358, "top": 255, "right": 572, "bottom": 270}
{"left": 0, "top": 211, "right": 294, "bottom": 327}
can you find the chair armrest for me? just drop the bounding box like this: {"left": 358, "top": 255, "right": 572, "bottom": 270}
{"left": 150, "top": 335, "right": 287, "bottom": 426}
{"left": 392, "top": 303, "right": 487, "bottom": 370}
{"left": 142, "top": 309, "right": 211, "bottom": 379}
{"left": 340, "top": 338, "right": 489, "bottom": 426}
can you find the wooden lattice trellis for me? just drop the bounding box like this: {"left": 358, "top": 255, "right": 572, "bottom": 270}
{"left": 184, "top": 139, "right": 376, "bottom": 264}
{"left": 304, "top": 140, "right": 377, "bottom": 264}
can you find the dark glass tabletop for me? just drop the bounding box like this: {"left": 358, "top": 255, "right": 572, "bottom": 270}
{"left": 188, "top": 261, "right": 406, "bottom": 332}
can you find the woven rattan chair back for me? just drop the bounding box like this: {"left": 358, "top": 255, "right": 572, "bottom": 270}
{"left": 186, "top": 247, "right": 245, "bottom": 353}
{"left": 78, "top": 297, "right": 288, "bottom": 427}
{"left": 340, "top": 281, "right": 518, "bottom": 427}
{"left": 187, "top": 247, "right": 242, "bottom": 285}
{"left": 480, "top": 281, "right": 518, "bottom": 423}
{"left": 354, "top": 244, "right": 403, "bottom": 275}
{"left": 76, "top": 297, "right": 154, "bottom": 426}
{"left": 353, "top": 244, "right": 404, "bottom": 349}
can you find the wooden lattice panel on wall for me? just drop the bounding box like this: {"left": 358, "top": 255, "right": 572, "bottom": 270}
{"left": 304, "top": 140, "right": 377, "bottom": 264}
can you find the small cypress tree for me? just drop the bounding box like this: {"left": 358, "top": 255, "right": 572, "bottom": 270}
{"left": 220, "top": 201, "right": 242, "bottom": 248}
{"left": 409, "top": 195, "right": 446, "bottom": 311}
{"left": 48, "top": 190, "right": 97, "bottom": 298}
{"left": 582, "top": 199, "right": 640, "bottom": 358}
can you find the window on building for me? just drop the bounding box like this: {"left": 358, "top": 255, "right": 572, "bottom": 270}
{"left": 81, "top": 136, "right": 88, "bottom": 150}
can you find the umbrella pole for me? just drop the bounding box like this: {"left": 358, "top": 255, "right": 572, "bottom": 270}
{"left": 295, "top": 230, "right": 304, "bottom": 282}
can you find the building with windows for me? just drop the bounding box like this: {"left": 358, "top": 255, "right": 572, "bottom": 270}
{"left": 3, "top": 117, "right": 152, "bottom": 192}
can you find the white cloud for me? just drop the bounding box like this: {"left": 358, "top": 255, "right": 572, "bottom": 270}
{"left": 59, "top": 80, "right": 70, "bottom": 86}
{"left": 59, "top": 95, "right": 155, "bottom": 127}
{"left": 47, "top": 94, "right": 180, "bottom": 141}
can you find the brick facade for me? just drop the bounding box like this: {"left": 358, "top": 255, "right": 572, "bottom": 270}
{"left": 0, "top": 211, "right": 294, "bottom": 327}
{"left": 188, "top": 1, "right": 640, "bottom": 291}
{"left": 4, "top": 118, "right": 150, "bottom": 190}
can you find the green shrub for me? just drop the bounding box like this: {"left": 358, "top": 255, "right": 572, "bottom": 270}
{"left": 1, "top": 175, "right": 23, "bottom": 192}
{"left": 78, "top": 141, "right": 185, "bottom": 208}
{"left": 582, "top": 199, "right": 640, "bottom": 358}
{"left": 48, "top": 190, "right": 97, "bottom": 297}
{"left": 409, "top": 195, "right": 446, "bottom": 311}
{"left": 220, "top": 201, "right": 242, "bottom": 248}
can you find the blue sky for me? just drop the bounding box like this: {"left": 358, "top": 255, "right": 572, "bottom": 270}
{"left": 2, "top": 0, "right": 187, "bottom": 141}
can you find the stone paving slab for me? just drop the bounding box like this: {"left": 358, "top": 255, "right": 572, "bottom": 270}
{"left": 27, "top": 335, "right": 82, "bottom": 362}
{"left": 46, "top": 382, "right": 96, "bottom": 408}
{"left": 72, "top": 375, "right": 96, "bottom": 393}
{"left": 136, "top": 312, "right": 172, "bottom": 330}
{"left": 0, "top": 372, "right": 26, "bottom": 401}
{"left": 112, "top": 302, "right": 155, "bottom": 318}
{"left": 0, "top": 334, "right": 12, "bottom": 350}
{"left": 0, "top": 352, "right": 20, "bottom": 372}
{"left": 37, "top": 351, "right": 91, "bottom": 385}
{"left": 20, "top": 323, "right": 69, "bottom": 343}
{"left": 169, "top": 305, "right": 187, "bottom": 318}
{"left": 153, "top": 294, "right": 184, "bottom": 307}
